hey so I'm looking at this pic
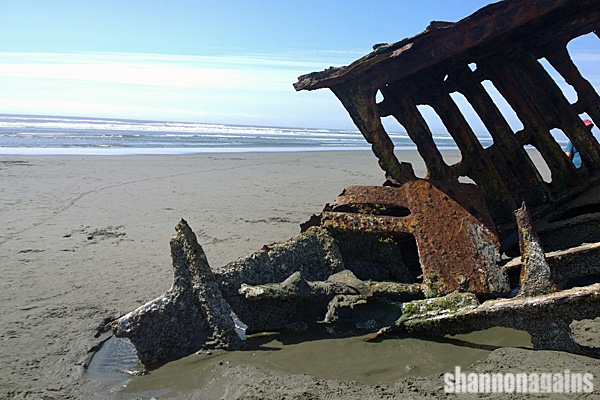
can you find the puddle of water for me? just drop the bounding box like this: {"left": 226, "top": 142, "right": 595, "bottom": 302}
{"left": 87, "top": 327, "right": 531, "bottom": 398}
{"left": 86, "top": 337, "right": 171, "bottom": 399}
{"left": 87, "top": 336, "right": 139, "bottom": 382}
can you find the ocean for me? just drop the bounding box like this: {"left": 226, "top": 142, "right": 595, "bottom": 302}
{"left": 0, "top": 114, "right": 492, "bottom": 155}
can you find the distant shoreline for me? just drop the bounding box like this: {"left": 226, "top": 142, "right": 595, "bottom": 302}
{"left": 0, "top": 146, "right": 374, "bottom": 156}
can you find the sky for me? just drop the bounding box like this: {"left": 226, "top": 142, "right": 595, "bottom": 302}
{"left": 0, "top": 1, "right": 599, "bottom": 131}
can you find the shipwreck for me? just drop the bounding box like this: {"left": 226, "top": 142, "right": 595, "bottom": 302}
{"left": 111, "top": 0, "right": 600, "bottom": 366}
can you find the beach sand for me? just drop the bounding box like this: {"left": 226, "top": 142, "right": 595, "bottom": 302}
{"left": 1, "top": 150, "right": 599, "bottom": 399}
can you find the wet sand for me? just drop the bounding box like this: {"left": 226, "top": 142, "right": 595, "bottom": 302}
{"left": 1, "top": 150, "right": 599, "bottom": 399}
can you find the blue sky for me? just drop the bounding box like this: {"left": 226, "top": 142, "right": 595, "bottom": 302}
{"left": 1, "top": 1, "right": 599, "bottom": 131}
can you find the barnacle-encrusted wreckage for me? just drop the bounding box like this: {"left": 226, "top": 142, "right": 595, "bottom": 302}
{"left": 112, "top": 0, "right": 600, "bottom": 365}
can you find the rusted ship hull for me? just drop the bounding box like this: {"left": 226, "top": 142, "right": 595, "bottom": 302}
{"left": 110, "top": 0, "right": 600, "bottom": 366}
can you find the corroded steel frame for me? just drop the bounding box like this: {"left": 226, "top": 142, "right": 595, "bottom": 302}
{"left": 295, "top": 0, "right": 600, "bottom": 226}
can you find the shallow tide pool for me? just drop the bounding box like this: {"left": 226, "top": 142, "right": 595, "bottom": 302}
{"left": 86, "top": 327, "right": 532, "bottom": 398}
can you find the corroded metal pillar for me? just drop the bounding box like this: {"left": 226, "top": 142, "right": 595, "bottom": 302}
{"left": 519, "top": 53, "right": 600, "bottom": 173}
{"left": 379, "top": 81, "right": 455, "bottom": 181}
{"left": 486, "top": 57, "right": 585, "bottom": 195}
{"left": 544, "top": 44, "right": 600, "bottom": 127}
{"left": 331, "top": 81, "right": 405, "bottom": 183}
{"left": 450, "top": 67, "right": 551, "bottom": 207}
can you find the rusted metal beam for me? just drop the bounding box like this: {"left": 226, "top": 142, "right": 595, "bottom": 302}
{"left": 518, "top": 52, "right": 600, "bottom": 173}
{"left": 394, "top": 284, "right": 600, "bottom": 355}
{"left": 379, "top": 80, "right": 456, "bottom": 182}
{"left": 330, "top": 83, "right": 405, "bottom": 183}
{"left": 421, "top": 83, "right": 517, "bottom": 222}
{"left": 529, "top": 8, "right": 600, "bottom": 51}
{"left": 294, "top": 0, "right": 599, "bottom": 92}
{"left": 449, "top": 67, "right": 552, "bottom": 207}
{"left": 321, "top": 211, "right": 412, "bottom": 236}
{"left": 485, "top": 56, "right": 585, "bottom": 195}
{"left": 545, "top": 44, "right": 600, "bottom": 125}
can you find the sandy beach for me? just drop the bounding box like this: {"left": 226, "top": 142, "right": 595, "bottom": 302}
{"left": 2, "top": 150, "right": 600, "bottom": 399}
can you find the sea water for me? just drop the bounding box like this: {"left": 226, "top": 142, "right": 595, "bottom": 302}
{"left": 0, "top": 114, "right": 494, "bottom": 155}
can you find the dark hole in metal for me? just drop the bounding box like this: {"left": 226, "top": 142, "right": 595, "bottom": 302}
{"left": 332, "top": 204, "right": 411, "bottom": 217}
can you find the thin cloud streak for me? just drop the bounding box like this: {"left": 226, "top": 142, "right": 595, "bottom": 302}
{"left": 0, "top": 52, "right": 330, "bottom": 91}
{"left": 1, "top": 47, "right": 598, "bottom": 129}
{"left": 0, "top": 51, "right": 352, "bottom": 128}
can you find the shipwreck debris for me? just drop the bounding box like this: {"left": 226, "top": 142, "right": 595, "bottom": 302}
{"left": 239, "top": 270, "right": 423, "bottom": 302}
{"left": 214, "top": 226, "right": 348, "bottom": 333}
{"left": 239, "top": 269, "right": 423, "bottom": 321}
{"left": 389, "top": 284, "right": 600, "bottom": 356}
{"left": 514, "top": 202, "right": 557, "bottom": 296}
{"left": 504, "top": 242, "right": 600, "bottom": 288}
{"left": 380, "top": 203, "right": 597, "bottom": 355}
{"left": 111, "top": 223, "right": 425, "bottom": 364}
{"left": 319, "top": 177, "right": 509, "bottom": 298}
{"left": 294, "top": 0, "right": 600, "bottom": 242}
{"left": 111, "top": 217, "right": 600, "bottom": 365}
{"left": 110, "top": 0, "right": 600, "bottom": 366}
{"left": 112, "top": 219, "right": 244, "bottom": 365}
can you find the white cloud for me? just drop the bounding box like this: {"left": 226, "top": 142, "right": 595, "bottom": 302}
{"left": 0, "top": 51, "right": 354, "bottom": 128}
{"left": 0, "top": 52, "right": 321, "bottom": 92}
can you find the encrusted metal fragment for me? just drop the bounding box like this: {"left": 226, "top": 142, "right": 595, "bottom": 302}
{"left": 112, "top": 220, "right": 244, "bottom": 365}
{"left": 239, "top": 270, "right": 423, "bottom": 301}
{"left": 390, "top": 284, "right": 600, "bottom": 356}
{"left": 215, "top": 226, "right": 347, "bottom": 332}
{"left": 514, "top": 202, "right": 557, "bottom": 296}
{"left": 398, "top": 292, "right": 480, "bottom": 322}
{"left": 503, "top": 242, "right": 600, "bottom": 289}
